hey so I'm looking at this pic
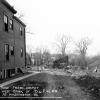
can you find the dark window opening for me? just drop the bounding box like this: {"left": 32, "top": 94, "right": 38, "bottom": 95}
{"left": 5, "top": 44, "right": 9, "bottom": 61}
{"left": 20, "top": 27, "right": 22, "bottom": 36}
{"left": 10, "top": 46, "right": 14, "bottom": 56}
{"left": 4, "top": 15, "right": 8, "bottom": 32}
{"left": 9, "top": 20, "right": 13, "bottom": 30}
{"left": 24, "top": 28, "right": 25, "bottom": 34}
{"left": 21, "top": 49, "right": 23, "bottom": 57}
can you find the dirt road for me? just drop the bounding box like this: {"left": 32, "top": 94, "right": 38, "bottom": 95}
{"left": 43, "top": 73, "right": 92, "bottom": 100}
{"left": 1, "top": 71, "right": 94, "bottom": 100}
{"left": 19, "top": 72, "right": 93, "bottom": 100}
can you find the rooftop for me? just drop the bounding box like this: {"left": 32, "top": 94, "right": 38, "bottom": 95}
{"left": 1, "top": 0, "right": 17, "bottom": 14}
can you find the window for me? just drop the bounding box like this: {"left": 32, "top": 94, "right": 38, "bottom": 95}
{"left": 20, "top": 27, "right": 22, "bottom": 36}
{"left": 10, "top": 46, "right": 14, "bottom": 56}
{"left": 9, "top": 20, "right": 13, "bottom": 30}
{"left": 24, "top": 28, "right": 25, "bottom": 34}
{"left": 5, "top": 44, "right": 9, "bottom": 61}
{"left": 4, "top": 15, "right": 8, "bottom": 32}
{"left": 21, "top": 49, "right": 23, "bottom": 57}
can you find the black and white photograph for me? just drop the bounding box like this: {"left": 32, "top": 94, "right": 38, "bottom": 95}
{"left": 0, "top": 0, "right": 100, "bottom": 100}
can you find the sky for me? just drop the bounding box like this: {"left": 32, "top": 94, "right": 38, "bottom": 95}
{"left": 7, "top": 0, "right": 100, "bottom": 56}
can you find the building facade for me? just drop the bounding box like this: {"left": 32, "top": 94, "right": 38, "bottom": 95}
{"left": 0, "top": 0, "right": 26, "bottom": 79}
{"left": 31, "top": 53, "right": 43, "bottom": 66}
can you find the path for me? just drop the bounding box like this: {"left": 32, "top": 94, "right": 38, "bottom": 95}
{"left": 0, "top": 71, "right": 39, "bottom": 88}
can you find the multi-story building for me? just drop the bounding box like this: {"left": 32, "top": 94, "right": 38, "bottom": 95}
{"left": 0, "top": 0, "right": 26, "bottom": 79}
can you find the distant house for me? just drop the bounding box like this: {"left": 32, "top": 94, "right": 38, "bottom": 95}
{"left": 26, "top": 53, "right": 32, "bottom": 66}
{"left": 31, "top": 53, "right": 43, "bottom": 66}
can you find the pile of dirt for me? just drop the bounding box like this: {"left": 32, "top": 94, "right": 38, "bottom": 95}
{"left": 73, "top": 75, "right": 100, "bottom": 100}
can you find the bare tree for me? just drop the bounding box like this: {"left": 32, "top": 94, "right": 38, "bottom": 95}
{"left": 76, "top": 37, "right": 91, "bottom": 56}
{"left": 42, "top": 48, "right": 51, "bottom": 64}
{"left": 17, "top": 13, "right": 24, "bottom": 19}
{"left": 33, "top": 48, "right": 43, "bottom": 66}
{"left": 56, "top": 34, "right": 71, "bottom": 57}
{"left": 75, "top": 37, "right": 92, "bottom": 67}
{"left": 17, "top": 13, "right": 34, "bottom": 34}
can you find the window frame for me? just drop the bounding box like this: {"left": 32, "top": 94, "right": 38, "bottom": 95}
{"left": 9, "top": 19, "right": 13, "bottom": 30}
{"left": 4, "top": 14, "right": 8, "bottom": 32}
{"left": 21, "top": 48, "right": 23, "bottom": 57}
{"left": 5, "top": 44, "right": 9, "bottom": 61}
{"left": 20, "top": 27, "right": 23, "bottom": 36}
{"left": 10, "top": 46, "right": 14, "bottom": 56}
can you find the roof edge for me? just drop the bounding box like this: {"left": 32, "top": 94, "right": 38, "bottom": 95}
{"left": 1, "top": 0, "right": 17, "bottom": 14}
{"left": 13, "top": 16, "right": 26, "bottom": 27}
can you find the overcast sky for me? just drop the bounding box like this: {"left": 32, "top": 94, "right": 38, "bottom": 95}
{"left": 8, "top": 0, "right": 100, "bottom": 56}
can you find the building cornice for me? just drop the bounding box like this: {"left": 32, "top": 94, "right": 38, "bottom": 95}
{"left": 1, "top": 0, "right": 17, "bottom": 14}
